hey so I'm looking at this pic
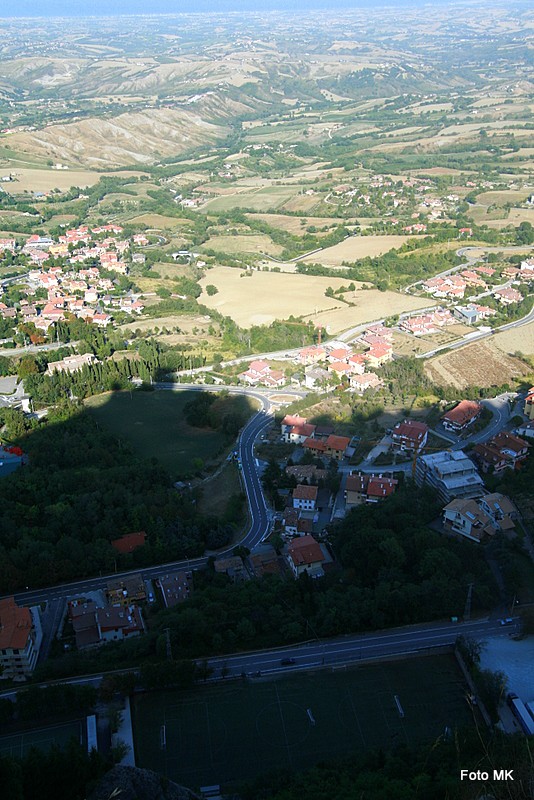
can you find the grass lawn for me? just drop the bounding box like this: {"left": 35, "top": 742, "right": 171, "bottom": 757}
{"left": 131, "top": 653, "right": 474, "bottom": 790}
{"left": 197, "top": 460, "right": 243, "bottom": 518}
{"left": 85, "top": 389, "right": 257, "bottom": 478}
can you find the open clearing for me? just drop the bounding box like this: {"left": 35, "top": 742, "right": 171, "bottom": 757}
{"left": 392, "top": 330, "right": 448, "bottom": 357}
{"left": 281, "top": 194, "right": 324, "bottom": 213}
{"left": 198, "top": 266, "right": 360, "bottom": 327}
{"left": 202, "top": 186, "right": 298, "bottom": 212}
{"left": 299, "top": 235, "right": 410, "bottom": 265}
{"left": 424, "top": 340, "right": 531, "bottom": 390}
{"left": 476, "top": 190, "right": 532, "bottom": 207}
{"left": 493, "top": 321, "right": 534, "bottom": 356}
{"left": 203, "top": 234, "right": 284, "bottom": 256}
{"left": 127, "top": 213, "right": 190, "bottom": 229}
{"left": 119, "top": 313, "right": 220, "bottom": 341}
{"left": 85, "top": 389, "right": 256, "bottom": 477}
{"left": 1, "top": 167, "right": 145, "bottom": 194}
{"left": 248, "top": 213, "right": 345, "bottom": 235}
{"left": 197, "top": 460, "right": 243, "bottom": 519}
{"left": 131, "top": 653, "right": 472, "bottom": 789}
{"left": 311, "top": 292, "right": 430, "bottom": 335}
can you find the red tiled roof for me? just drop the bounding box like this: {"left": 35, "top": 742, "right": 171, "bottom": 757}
{"left": 293, "top": 484, "right": 318, "bottom": 501}
{"left": 303, "top": 437, "right": 327, "bottom": 451}
{"left": 326, "top": 434, "right": 350, "bottom": 452}
{"left": 288, "top": 535, "right": 325, "bottom": 567}
{"left": 367, "top": 477, "right": 398, "bottom": 498}
{"left": 392, "top": 419, "right": 428, "bottom": 441}
{"left": 490, "top": 431, "right": 529, "bottom": 454}
{"left": 0, "top": 597, "right": 32, "bottom": 651}
{"left": 329, "top": 348, "right": 351, "bottom": 361}
{"left": 290, "top": 423, "right": 316, "bottom": 437}
{"left": 282, "top": 414, "right": 307, "bottom": 427}
{"left": 365, "top": 344, "right": 392, "bottom": 359}
{"left": 442, "top": 400, "right": 481, "bottom": 426}
{"left": 111, "top": 531, "right": 147, "bottom": 554}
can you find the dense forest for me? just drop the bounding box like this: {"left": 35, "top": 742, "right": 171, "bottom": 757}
{"left": 34, "top": 480, "right": 498, "bottom": 682}
{"left": 0, "top": 403, "right": 230, "bottom": 591}
{"left": 240, "top": 730, "right": 534, "bottom": 800}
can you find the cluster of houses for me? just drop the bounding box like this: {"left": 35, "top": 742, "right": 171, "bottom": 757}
{"left": 400, "top": 304, "right": 499, "bottom": 335}
{"left": 272, "top": 413, "right": 350, "bottom": 575}
{"left": 0, "top": 225, "right": 148, "bottom": 333}
{"left": 400, "top": 308, "right": 456, "bottom": 336}
{"left": 414, "top": 444, "right": 525, "bottom": 544}
{"left": 237, "top": 325, "right": 394, "bottom": 395}
{"left": 422, "top": 270, "right": 487, "bottom": 300}
{"left": 66, "top": 532, "right": 194, "bottom": 650}
{"left": 0, "top": 224, "right": 147, "bottom": 336}
{"left": 295, "top": 325, "right": 393, "bottom": 393}
{"left": 336, "top": 174, "right": 468, "bottom": 223}
{"left": 210, "top": 537, "right": 333, "bottom": 581}
{"left": 281, "top": 414, "right": 352, "bottom": 460}
{"left": 408, "top": 396, "right": 531, "bottom": 543}
{"left": 421, "top": 259, "right": 531, "bottom": 306}
{"left": 238, "top": 359, "right": 285, "bottom": 388}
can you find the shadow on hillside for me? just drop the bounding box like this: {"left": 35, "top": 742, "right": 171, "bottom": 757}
{"left": 0, "top": 387, "right": 265, "bottom": 593}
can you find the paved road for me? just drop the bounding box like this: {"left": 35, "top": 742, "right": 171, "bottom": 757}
{"left": 0, "top": 340, "right": 79, "bottom": 358}
{"left": 206, "top": 616, "right": 519, "bottom": 678}
{"left": 209, "top": 618, "right": 520, "bottom": 677}
{"left": 0, "top": 615, "right": 519, "bottom": 701}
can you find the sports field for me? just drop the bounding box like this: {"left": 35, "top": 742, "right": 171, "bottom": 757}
{"left": 0, "top": 719, "right": 84, "bottom": 759}
{"left": 131, "top": 654, "right": 473, "bottom": 789}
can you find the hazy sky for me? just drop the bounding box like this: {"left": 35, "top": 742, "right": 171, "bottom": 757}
{"left": 1, "top": 0, "right": 435, "bottom": 16}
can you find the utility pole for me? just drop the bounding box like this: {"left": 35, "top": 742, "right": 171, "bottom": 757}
{"left": 464, "top": 582, "right": 474, "bottom": 622}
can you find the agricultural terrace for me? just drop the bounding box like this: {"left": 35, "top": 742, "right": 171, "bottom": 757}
{"left": 85, "top": 389, "right": 258, "bottom": 477}
{"left": 131, "top": 654, "right": 473, "bottom": 790}
{"left": 424, "top": 340, "right": 532, "bottom": 390}
{"left": 299, "top": 235, "right": 411, "bottom": 265}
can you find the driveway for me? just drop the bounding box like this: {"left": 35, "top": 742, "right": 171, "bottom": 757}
{"left": 365, "top": 434, "right": 392, "bottom": 464}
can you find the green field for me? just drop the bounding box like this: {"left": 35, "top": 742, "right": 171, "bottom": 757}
{"left": 202, "top": 186, "right": 298, "bottom": 212}
{"left": 131, "top": 654, "right": 474, "bottom": 789}
{"left": 85, "top": 389, "right": 257, "bottom": 477}
{"left": 0, "top": 719, "right": 84, "bottom": 759}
